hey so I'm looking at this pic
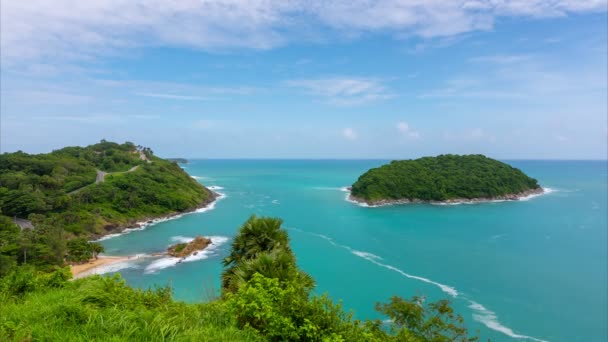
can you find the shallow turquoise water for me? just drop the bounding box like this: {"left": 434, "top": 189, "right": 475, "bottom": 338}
{"left": 100, "top": 160, "right": 607, "bottom": 342}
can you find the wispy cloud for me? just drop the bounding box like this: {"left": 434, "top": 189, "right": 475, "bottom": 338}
{"left": 396, "top": 121, "right": 421, "bottom": 139}
{"left": 286, "top": 77, "right": 393, "bottom": 106}
{"left": 2, "top": 1, "right": 604, "bottom": 67}
{"left": 135, "top": 92, "right": 209, "bottom": 101}
{"left": 468, "top": 54, "right": 533, "bottom": 64}
{"left": 342, "top": 127, "right": 357, "bottom": 140}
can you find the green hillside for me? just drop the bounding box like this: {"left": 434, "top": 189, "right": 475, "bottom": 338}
{"left": 0, "top": 141, "right": 212, "bottom": 237}
{"left": 351, "top": 154, "right": 540, "bottom": 203}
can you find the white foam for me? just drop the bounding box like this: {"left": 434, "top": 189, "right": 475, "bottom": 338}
{"left": 518, "top": 187, "right": 555, "bottom": 201}
{"left": 489, "top": 234, "right": 506, "bottom": 241}
{"left": 312, "top": 186, "right": 343, "bottom": 191}
{"left": 73, "top": 255, "right": 149, "bottom": 278}
{"left": 351, "top": 250, "right": 383, "bottom": 261}
{"left": 170, "top": 236, "right": 194, "bottom": 244}
{"left": 468, "top": 301, "right": 549, "bottom": 342}
{"left": 208, "top": 185, "right": 224, "bottom": 190}
{"left": 94, "top": 192, "right": 225, "bottom": 242}
{"left": 294, "top": 229, "right": 458, "bottom": 297}
{"left": 194, "top": 191, "right": 226, "bottom": 213}
{"left": 290, "top": 227, "right": 549, "bottom": 342}
{"left": 144, "top": 235, "right": 230, "bottom": 274}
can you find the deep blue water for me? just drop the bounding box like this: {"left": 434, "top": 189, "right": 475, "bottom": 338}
{"left": 98, "top": 160, "right": 607, "bottom": 342}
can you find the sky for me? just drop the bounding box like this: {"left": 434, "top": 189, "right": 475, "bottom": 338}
{"left": 1, "top": 1, "right": 607, "bottom": 159}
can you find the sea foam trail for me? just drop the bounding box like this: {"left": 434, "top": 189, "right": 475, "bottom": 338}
{"left": 467, "top": 301, "right": 549, "bottom": 342}
{"left": 289, "top": 227, "right": 457, "bottom": 297}
{"left": 144, "top": 235, "right": 230, "bottom": 274}
{"left": 94, "top": 189, "right": 226, "bottom": 242}
{"left": 290, "top": 227, "right": 549, "bottom": 342}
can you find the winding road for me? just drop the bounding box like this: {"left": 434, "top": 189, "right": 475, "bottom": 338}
{"left": 69, "top": 165, "right": 140, "bottom": 195}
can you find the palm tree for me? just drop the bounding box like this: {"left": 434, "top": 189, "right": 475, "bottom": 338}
{"left": 222, "top": 215, "right": 290, "bottom": 269}
{"left": 222, "top": 249, "right": 315, "bottom": 294}
{"left": 221, "top": 215, "right": 301, "bottom": 294}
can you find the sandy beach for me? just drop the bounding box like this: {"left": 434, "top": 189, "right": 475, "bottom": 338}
{"left": 70, "top": 256, "right": 132, "bottom": 278}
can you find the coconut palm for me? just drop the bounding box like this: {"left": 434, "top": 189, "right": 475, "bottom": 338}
{"left": 222, "top": 215, "right": 290, "bottom": 269}
{"left": 222, "top": 249, "right": 315, "bottom": 294}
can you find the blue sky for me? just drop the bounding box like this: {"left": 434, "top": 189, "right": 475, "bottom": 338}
{"left": 1, "top": 1, "right": 606, "bottom": 159}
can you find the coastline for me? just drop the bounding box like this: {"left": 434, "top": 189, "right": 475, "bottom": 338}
{"left": 71, "top": 256, "right": 132, "bottom": 278}
{"left": 91, "top": 188, "right": 221, "bottom": 241}
{"left": 346, "top": 187, "right": 547, "bottom": 207}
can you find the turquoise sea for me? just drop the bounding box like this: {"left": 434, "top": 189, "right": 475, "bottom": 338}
{"left": 98, "top": 160, "right": 607, "bottom": 342}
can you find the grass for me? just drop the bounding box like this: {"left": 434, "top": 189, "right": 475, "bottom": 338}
{"left": 0, "top": 275, "right": 263, "bottom": 342}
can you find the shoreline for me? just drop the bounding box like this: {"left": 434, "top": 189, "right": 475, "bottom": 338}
{"left": 91, "top": 188, "right": 221, "bottom": 241}
{"left": 70, "top": 256, "right": 133, "bottom": 278}
{"left": 346, "top": 187, "right": 547, "bottom": 207}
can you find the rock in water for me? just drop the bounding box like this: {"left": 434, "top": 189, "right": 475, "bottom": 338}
{"left": 167, "top": 236, "right": 212, "bottom": 258}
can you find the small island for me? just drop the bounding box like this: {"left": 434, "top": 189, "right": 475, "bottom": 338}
{"left": 349, "top": 154, "right": 543, "bottom": 206}
{"left": 168, "top": 236, "right": 212, "bottom": 258}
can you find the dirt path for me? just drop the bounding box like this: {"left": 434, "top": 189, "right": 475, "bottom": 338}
{"left": 70, "top": 165, "right": 141, "bottom": 195}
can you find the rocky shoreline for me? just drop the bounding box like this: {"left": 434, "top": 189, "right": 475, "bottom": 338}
{"left": 91, "top": 188, "right": 220, "bottom": 240}
{"left": 347, "top": 187, "right": 546, "bottom": 207}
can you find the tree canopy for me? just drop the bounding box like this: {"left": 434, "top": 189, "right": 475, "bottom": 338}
{"left": 351, "top": 154, "right": 540, "bottom": 202}
{"left": 0, "top": 141, "right": 212, "bottom": 237}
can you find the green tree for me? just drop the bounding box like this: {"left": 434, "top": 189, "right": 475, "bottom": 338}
{"left": 376, "top": 296, "right": 478, "bottom": 342}
{"left": 222, "top": 215, "right": 294, "bottom": 294}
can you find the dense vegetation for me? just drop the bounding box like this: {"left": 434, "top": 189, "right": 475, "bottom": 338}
{"left": 0, "top": 216, "right": 478, "bottom": 341}
{"left": 0, "top": 141, "right": 212, "bottom": 272}
{"left": 0, "top": 141, "right": 211, "bottom": 237}
{"left": 351, "top": 154, "right": 540, "bottom": 203}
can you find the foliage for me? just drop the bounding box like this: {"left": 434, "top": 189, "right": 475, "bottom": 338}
{"left": 351, "top": 154, "right": 540, "bottom": 202}
{"left": 0, "top": 274, "right": 263, "bottom": 342}
{"left": 66, "top": 238, "right": 105, "bottom": 262}
{"left": 226, "top": 273, "right": 378, "bottom": 341}
{"left": 376, "top": 296, "right": 478, "bottom": 342}
{"left": 222, "top": 215, "right": 311, "bottom": 295}
{"left": 0, "top": 141, "right": 211, "bottom": 238}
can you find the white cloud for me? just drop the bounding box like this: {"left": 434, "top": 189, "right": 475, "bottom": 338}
{"left": 2, "top": 0, "right": 604, "bottom": 67}
{"left": 469, "top": 54, "right": 533, "bottom": 64}
{"left": 396, "top": 121, "right": 421, "bottom": 139}
{"left": 135, "top": 92, "right": 209, "bottom": 101}
{"left": 342, "top": 127, "right": 357, "bottom": 140}
{"left": 286, "top": 77, "right": 392, "bottom": 106}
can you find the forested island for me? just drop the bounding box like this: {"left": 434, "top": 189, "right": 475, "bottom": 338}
{"left": 0, "top": 141, "right": 216, "bottom": 268}
{"left": 350, "top": 154, "right": 543, "bottom": 206}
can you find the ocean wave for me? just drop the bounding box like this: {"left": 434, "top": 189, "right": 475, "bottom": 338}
{"left": 170, "top": 236, "right": 194, "bottom": 244}
{"left": 194, "top": 191, "right": 226, "bottom": 213}
{"left": 73, "top": 255, "right": 148, "bottom": 278}
{"left": 271, "top": 199, "right": 280, "bottom": 205}
{"left": 208, "top": 185, "right": 224, "bottom": 190}
{"left": 290, "top": 227, "right": 547, "bottom": 341}
{"left": 518, "top": 187, "right": 555, "bottom": 201}
{"left": 468, "top": 301, "right": 549, "bottom": 342}
{"left": 144, "top": 235, "right": 230, "bottom": 274}
{"left": 312, "top": 186, "right": 343, "bottom": 191}
{"left": 291, "top": 228, "right": 457, "bottom": 297}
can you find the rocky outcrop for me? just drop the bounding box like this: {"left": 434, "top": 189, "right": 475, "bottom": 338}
{"left": 348, "top": 187, "right": 546, "bottom": 207}
{"left": 167, "top": 236, "right": 212, "bottom": 258}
